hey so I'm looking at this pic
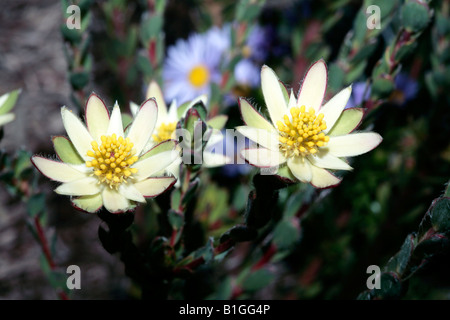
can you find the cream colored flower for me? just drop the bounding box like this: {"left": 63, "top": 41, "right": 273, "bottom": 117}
{"left": 237, "top": 60, "right": 383, "bottom": 188}
{"left": 32, "top": 94, "right": 180, "bottom": 213}
{"left": 0, "top": 89, "right": 20, "bottom": 127}
{"left": 130, "top": 81, "right": 230, "bottom": 180}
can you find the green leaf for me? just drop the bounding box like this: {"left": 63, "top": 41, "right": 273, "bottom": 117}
{"left": 193, "top": 238, "right": 214, "bottom": 263}
{"left": 283, "top": 193, "right": 304, "bottom": 218}
{"left": 69, "top": 72, "right": 89, "bottom": 90}
{"left": 350, "top": 42, "right": 377, "bottom": 64}
{"left": 181, "top": 178, "right": 200, "bottom": 206}
{"left": 171, "top": 188, "right": 181, "bottom": 210}
{"left": 328, "top": 108, "right": 364, "bottom": 136}
{"left": 206, "top": 115, "right": 228, "bottom": 130}
{"left": 140, "top": 140, "right": 177, "bottom": 161}
{"left": 401, "top": 1, "right": 431, "bottom": 33}
{"left": 27, "top": 194, "right": 46, "bottom": 218}
{"left": 374, "top": 272, "right": 403, "bottom": 299}
{"left": 220, "top": 225, "right": 257, "bottom": 243}
{"left": 327, "top": 63, "right": 345, "bottom": 93}
{"left": 177, "top": 101, "right": 191, "bottom": 119}
{"left": 274, "top": 165, "right": 297, "bottom": 184}
{"left": 241, "top": 269, "right": 274, "bottom": 292}
{"left": 168, "top": 210, "right": 184, "bottom": 230}
{"left": 394, "top": 40, "right": 417, "bottom": 61}
{"left": 384, "top": 234, "right": 414, "bottom": 275}
{"left": 14, "top": 150, "right": 31, "bottom": 179}
{"left": 141, "top": 16, "right": 163, "bottom": 43}
{"left": 430, "top": 197, "right": 450, "bottom": 232}
{"left": 60, "top": 25, "right": 81, "bottom": 43}
{"left": 352, "top": 10, "right": 368, "bottom": 46}
{"left": 371, "top": 77, "right": 395, "bottom": 98}
{"left": 206, "top": 277, "right": 232, "bottom": 300}
{"left": 345, "top": 61, "right": 367, "bottom": 84}
{"left": 273, "top": 219, "right": 300, "bottom": 249}
{"left": 52, "top": 136, "right": 84, "bottom": 164}
{"left": 0, "top": 89, "right": 21, "bottom": 115}
{"left": 136, "top": 55, "right": 153, "bottom": 77}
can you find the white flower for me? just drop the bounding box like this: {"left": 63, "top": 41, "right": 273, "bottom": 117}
{"left": 131, "top": 81, "right": 230, "bottom": 183}
{"left": 162, "top": 27, "right": 229, "bottom": 105}
{"left": 237, "top": 60, "right": 383, "bottom": 188}
{"left": 32, "top": 94, "right": 180, "bottom": 213}
{"left": 0, "top": 89, "right": 20, "bottom": 127}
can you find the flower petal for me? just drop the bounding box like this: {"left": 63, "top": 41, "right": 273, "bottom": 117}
{"left": 132, "top": 150, "right": 180, "bottom": 181}
{"left": 85, "top": 93, "right": 110, "bottom": 142}
{"left": 0, "top": 113, "right": 15, "bottom": 126}
{"left": 54, "top": 176, "right": 101, "bottom": 196}
{"left": 133, "top": 176, "right": 176, "bottom": 198}
{"left": 307, "top": 151, "right": 353, "bottom": 171}
{"left": 146, "top": 80, "right": 167, "bottom": 121}
{"left": 130, "top": 102, "right": 140, "bottom": 117}
{"left": 261, "top": 65, "right": 288, "bottom": 125}
{"left": 236, "top": 126, "right": 279, "bottom": 151}
{"left": 203, "top": 151, "right": 231, "bottom": 167}
{"left": 297, "top": 60, "right": 327, "bottom": 112}
{"left": 241, "top": 147, "right": 286, "bottom": 168}
{"left": 106, "top": 102, "right": 124, "bottom": 137}
{"left": 102, "top": 187, "right": 132, "bottom": 213}
{"left": 127, "top": 98, "right": 158, "bottom": 156}
{"left": 118, "top": 183, "right": 145, "bottom": 203}
{"left": 31, "top": 156, "right": 87, "bottom": 182}
{"left": 287, "top": 157, "right": 312, "bottom": 182}
{"left": 61, "top": 107, "right": 94, "bottom": 161}
{"left": 72, "top": 194, "right": 103, "bottom": 213}
{"left": 309, "top": 165, "right": 341, "bottom": 188}
{"left": 238, "top": 98, "right": 275, "bottom": 132}
{"left": 288, "top": 89, "right": 297, "bottom": 109}
{"left": 321, "top": 85, "right": 352, "bottom": 134}
{"left": 326, "top": 132, "right": 383, "bottom": 157}
{"left": 327, "top": 108, "right": 364, "bottom": 136}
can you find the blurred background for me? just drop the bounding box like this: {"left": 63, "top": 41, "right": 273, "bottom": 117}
{"left": 0, "top": 0, "right": 449, "bottom": 299}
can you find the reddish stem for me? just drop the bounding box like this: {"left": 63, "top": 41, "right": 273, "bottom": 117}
{"left": 34, "top": 216, "right": 56, "bottom": 269}
{"left": 251, "top": 243, "right": 276, "bottom": 271}
{"left": 34, "top": 216, "right": 69, "bottom": 300}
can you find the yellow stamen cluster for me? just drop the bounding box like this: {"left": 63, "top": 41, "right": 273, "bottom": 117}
{"left": 152, "top": 122, "right": 177, "bottom": 144}
{"left": 188, "top": 65, "right": 210, "bottom": 88}
{"left": 277, "top": 106, "right": 330, "bottom": 158}
{"left": 85, "top": 134, "right": 139, "bottom": 189}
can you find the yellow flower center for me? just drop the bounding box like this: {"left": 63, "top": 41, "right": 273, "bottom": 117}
{"left": 85, "top": 134, "right": 139, "bottom": 189}
{"left": 277, "top": 106, "right": 330, "bottom": 158}
{"left": 152, "top": 122, "right": 177, "bottom": 144}
{"left": 188, "top": 65, "right": 210, "bottom": 88}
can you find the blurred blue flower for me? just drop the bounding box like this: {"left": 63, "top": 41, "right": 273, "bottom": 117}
{"left": 234, "top": 59, "right": 261, "bottom": 88}
{"left": 345, "top": 82, "right": 371, "bottom": 109}
{"left": 243, "top": 25, "right": 270, "bottom": 62}
{"left": 162, "top": 27, "right": 229, "bottom": 105}
{"left": 391, "top": 73, "right": 418, "bottom": 106}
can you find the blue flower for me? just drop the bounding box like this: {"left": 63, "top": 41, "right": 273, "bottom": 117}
{"left": 345, "top": 82, "right": 370, "bottom": 109}
{"left": 162, "top": 27, "right": 229, "bottom": 105}
{"left": 391, "top": 73, "right": 418, "bottom": 106}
